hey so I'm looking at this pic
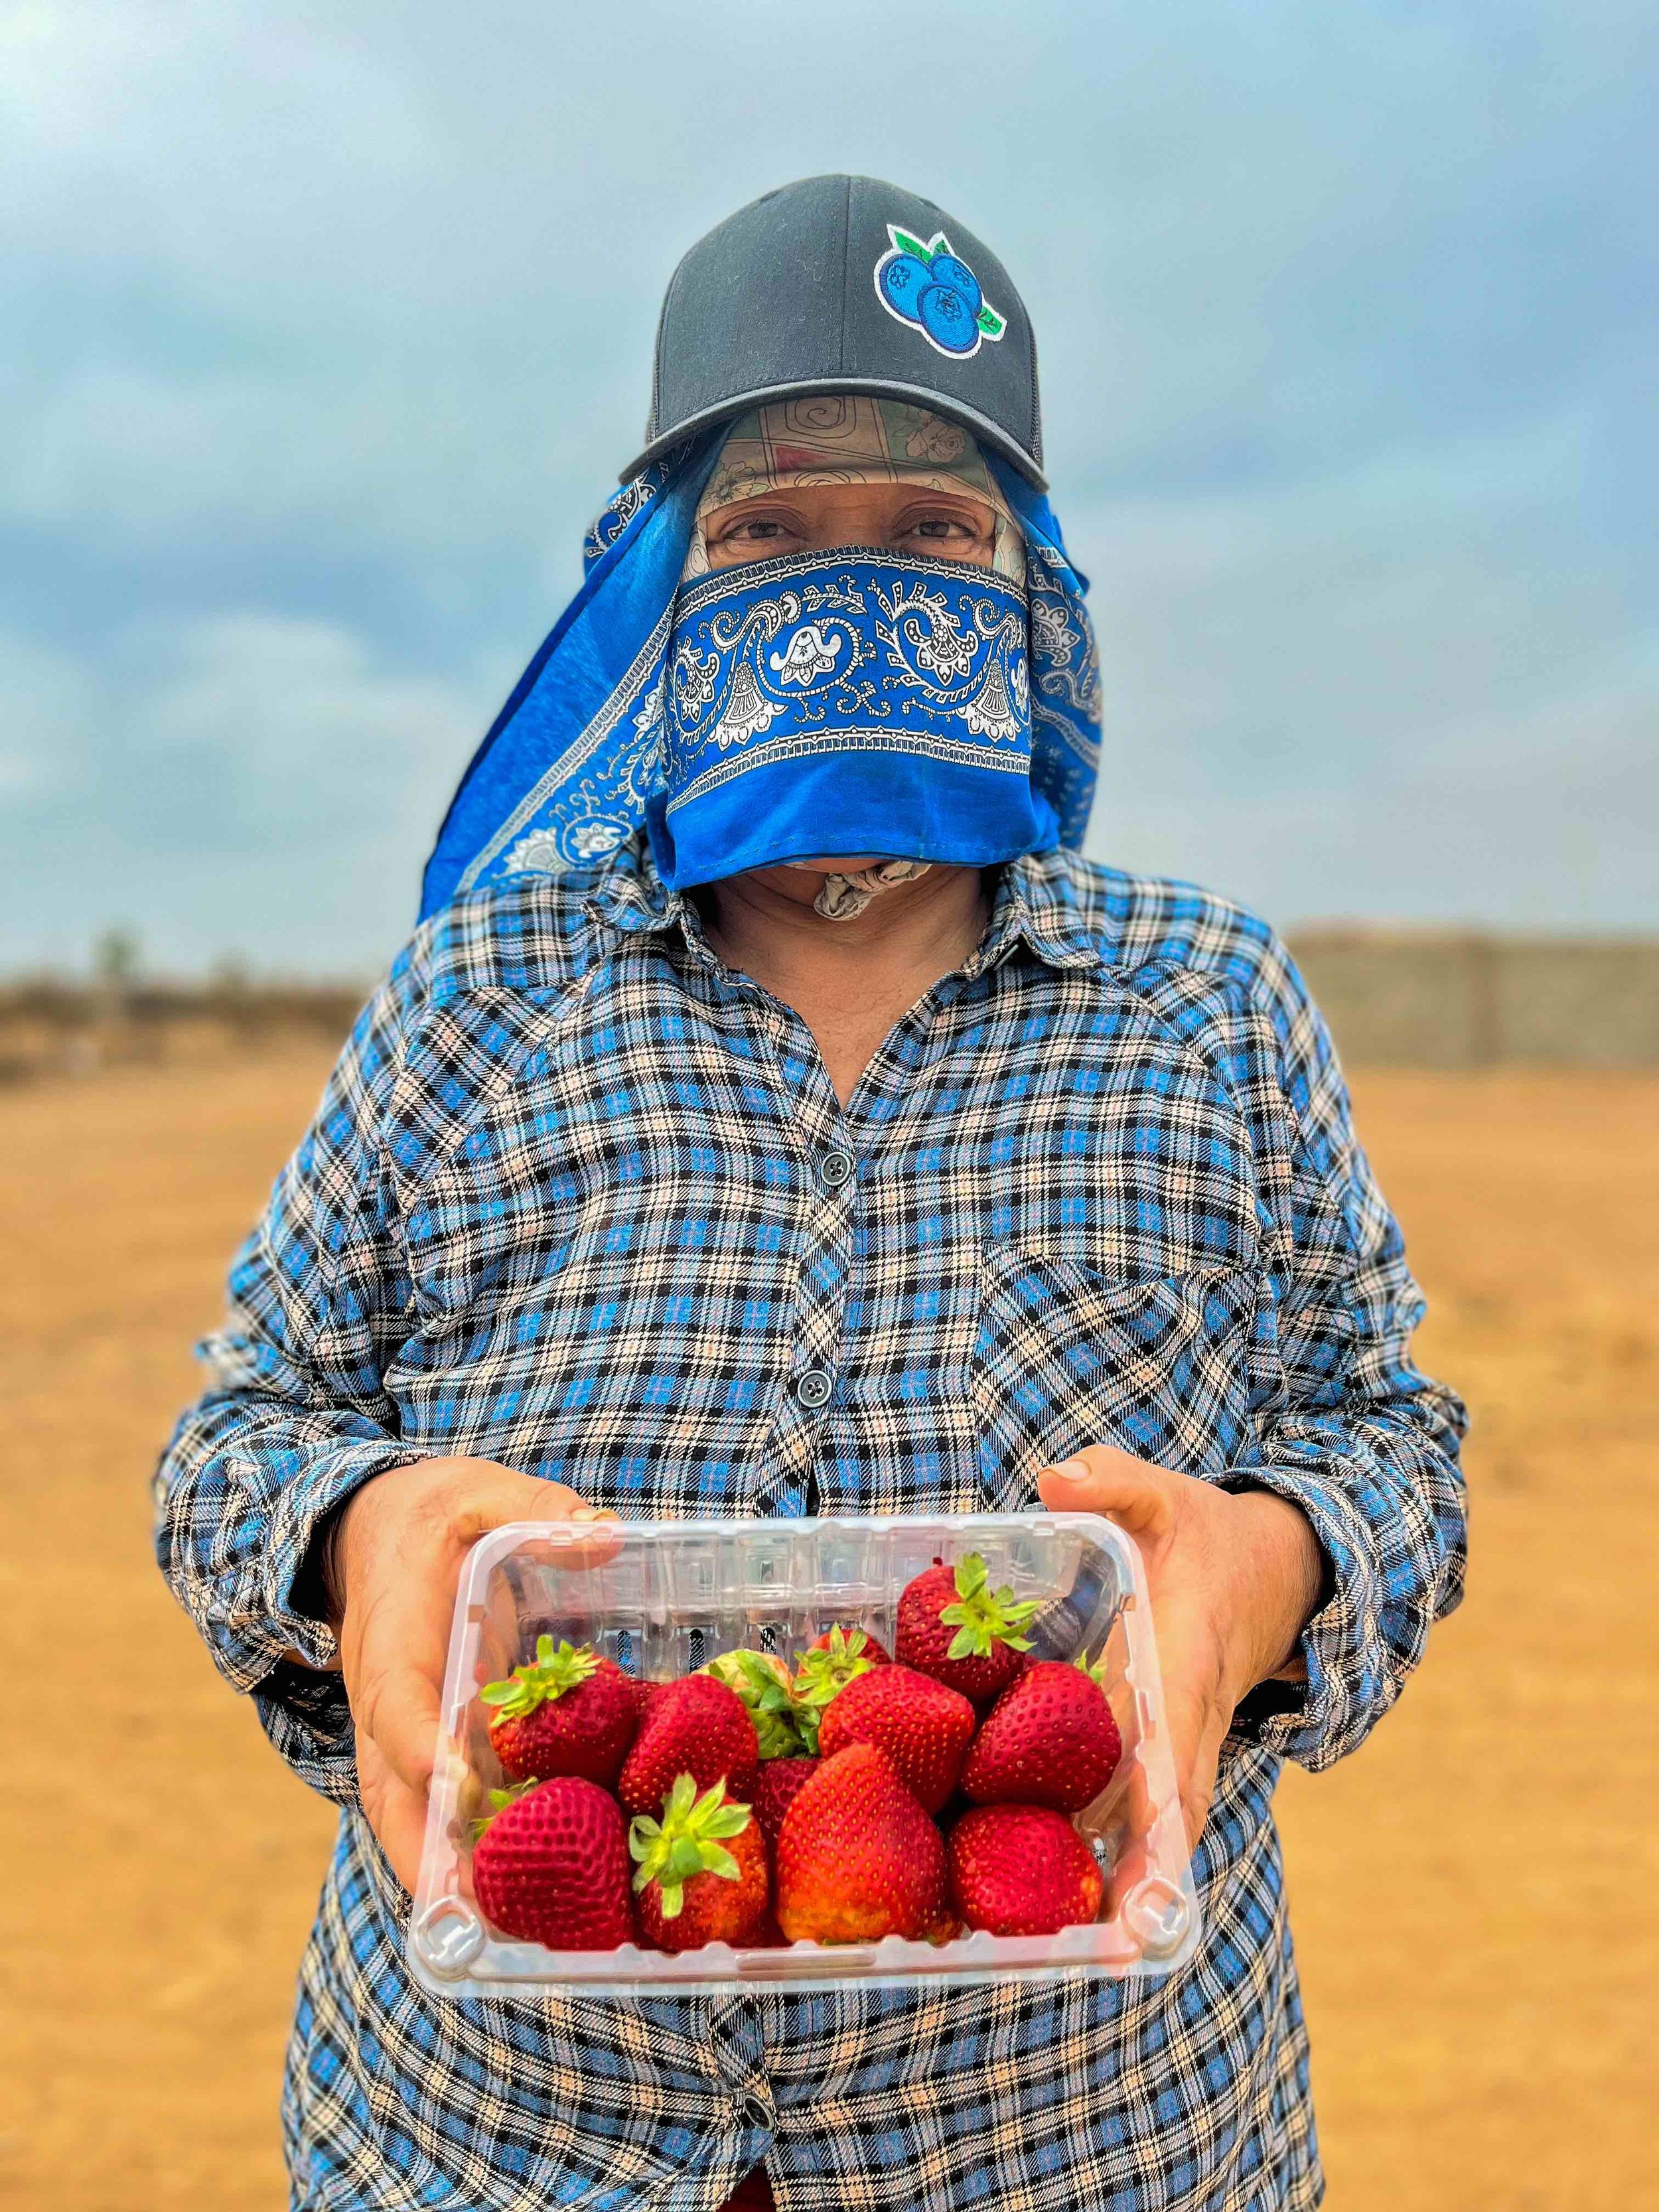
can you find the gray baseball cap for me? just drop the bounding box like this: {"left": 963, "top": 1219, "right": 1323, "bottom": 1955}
{"left": 621, "top": 173, "right": 1045, "bottom": 488}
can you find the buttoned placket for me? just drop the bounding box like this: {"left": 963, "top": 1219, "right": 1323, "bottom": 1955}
{"left": 730, "top": 980, "right": 860, "bottom": 1520}
{"left": 705, "top": 1993, "right": 774, "bottom": 2182}
{"left": 598, "top": 862, "right": 1098, "bottom": 1528}
{"left": 739, "top": 952, "right": 1059, "bottom": 1522}
{"left": 654, "top": 913, "right": 863, "bottom": 1519}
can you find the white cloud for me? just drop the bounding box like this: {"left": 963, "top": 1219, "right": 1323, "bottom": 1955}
{"left": 0, "top": 613, "right": 474, "bottom": 971}
{"left": 132, "top": 611, "right": 470, "bottom": 830}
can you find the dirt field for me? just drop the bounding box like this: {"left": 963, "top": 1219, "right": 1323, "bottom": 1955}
{"left": 3, "top": 1052, "right": 1654, "bottom": 2209}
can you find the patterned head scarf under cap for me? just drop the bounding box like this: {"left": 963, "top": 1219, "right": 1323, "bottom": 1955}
{"left": 684, "top": 396, "right": 1025, "bottom": 584}
{"left": 419, "top": 409, "right": 1100, "bottom": 920}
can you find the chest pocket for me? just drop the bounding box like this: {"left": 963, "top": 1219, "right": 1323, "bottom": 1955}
{"left": 972, "top": 1246, "right": 1263, "bottom": 1508}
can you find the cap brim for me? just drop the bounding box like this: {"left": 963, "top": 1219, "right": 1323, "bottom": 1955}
{"left": 619, "top": 378, "right": 1047, "bottom": 491}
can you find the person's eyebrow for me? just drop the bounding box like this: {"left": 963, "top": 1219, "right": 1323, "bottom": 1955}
{"left": 893, "top": 494, "right": 994, "bottom": 530}
{"left": 708, "top": 498, "right": 810, "bottom": 533}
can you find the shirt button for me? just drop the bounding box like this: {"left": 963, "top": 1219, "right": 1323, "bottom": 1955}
{"left": 816, "top": 1146, "right": 855, "bottom": 1190}
{"left": 794, "top": 1368, "right": 833, "bottom": 1410}
{"left": 740, "top": 2093, "right": 773, "bottom": 2131}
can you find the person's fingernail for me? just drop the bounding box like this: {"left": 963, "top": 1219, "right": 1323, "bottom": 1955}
{"left": 571, "top": 1504, "right": 618, "bottom": 1522}
{"left": 1045, "top": 1458, "right": 1091, "bottom": 1483}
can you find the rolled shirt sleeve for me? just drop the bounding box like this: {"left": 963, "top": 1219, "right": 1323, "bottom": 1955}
{"left": 1224, "top": 941, "right": 1469, "bottom": 1771}
{"left": 153, "top": 943, "right": 429, "bottom": 1801}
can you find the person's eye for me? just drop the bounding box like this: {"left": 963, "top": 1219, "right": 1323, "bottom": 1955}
{"left": 721, "top": 514, "right": 799, "bottom": 546}
{"left": 905, "top": 513, "right": 977, "bottom": 543}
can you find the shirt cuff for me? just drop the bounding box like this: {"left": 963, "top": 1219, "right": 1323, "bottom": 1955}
{"left": 255, "top": 1664, "right": 360, "bottom": 1807}
{"left": 1220, "top": 1442, "right": 1381, "bottom": 1771}
{"left": 187, "top": 1438, "right": 425, "bottom": 1688}
{"left": 264, "top": 1440, "right": 426, "bottom": 1668}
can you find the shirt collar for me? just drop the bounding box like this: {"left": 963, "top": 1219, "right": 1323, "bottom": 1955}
{"left": 584, "top": 839, "right": 1100, "bottom": 974}
{"left": 584, "top": 838, "right": 694, "bottom": 935}
{"left": 971, "top": 851, "right": 1102, "bottom": 974}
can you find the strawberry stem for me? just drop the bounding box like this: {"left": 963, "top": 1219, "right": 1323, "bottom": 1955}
{"left": 470, "top": 1776, "right": 540, "bottom": 1840}
{"left": 479, "top": 1635, "right": 602, "bottom": 1725}
{"left": 704, "top": 1648, "right": 806, "bottom": 1758}
{"left": 790, "top": 1627, "right": 878, "bottom": 1753}
{"left": 938, "top": 1553, "right": 1043, "bottom": 1661}
{"left": 628, "top": 1773, "right": 753, "bottom": 1919}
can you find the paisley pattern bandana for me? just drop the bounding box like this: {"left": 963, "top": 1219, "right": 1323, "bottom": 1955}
{"left": 419, "top": 414, "right": 1099, "bottom": 919}
{"left": 644, "top": 549, "right": 1044, "bottom": 887}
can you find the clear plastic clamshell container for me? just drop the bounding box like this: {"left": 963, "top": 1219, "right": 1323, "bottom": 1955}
{"left": 409, "top": 1512, "right": 1198, "bottom": 1997}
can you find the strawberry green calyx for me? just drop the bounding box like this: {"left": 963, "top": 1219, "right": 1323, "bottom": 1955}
{"left": 939, "top": 1554, "right": 1042, "bottom": 1663}
{"left": 1071, "top": 1645, "right": 1110, "bottom": 1684}
{"left": 480, "top": 1635, "right": 603, "bottom": 1726}
{"left": 704, "top": 1649, "right": 804, "bottom": 1759}
{"left": 796, "top": 1625, "right": 877, "bottom": 1694}
{"left": 470, "top": 1776, "right": 541, "bottom": 1840}
{"left": 790, "top": 1628, "right": 878, "bottom": 1753}
{"left": 628, "top": 1773, "right": 753, "bottom": 1919}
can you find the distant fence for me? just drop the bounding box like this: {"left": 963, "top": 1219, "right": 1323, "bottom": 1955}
{"left": 2, "top": 936, "right": 1656, "bottom": 1082}
{"left": 1286, "top": 931, "right": 1659, "bottom": 1069}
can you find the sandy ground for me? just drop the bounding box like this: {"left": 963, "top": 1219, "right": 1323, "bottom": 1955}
{"left": 1, "top": 1051, "right": 1654, "bottom": 2210}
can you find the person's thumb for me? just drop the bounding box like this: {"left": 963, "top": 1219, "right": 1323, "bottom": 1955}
{"left": 437, "top": 1459, "right": 622, "bottom": 1564}
{"left": 1035, "top": 1443, "right": 1177, "bottom": 1546}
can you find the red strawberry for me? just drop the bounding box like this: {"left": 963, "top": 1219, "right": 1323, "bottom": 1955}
{"left": 634, "top": 1677, "right": 670, "bottom": 1722}
{"left": 948, "top": 1804, "right": 1104, "bottom": 1936}
{"left": 962, "top": 1655, "right": 1123, "bottom": 1812}
{"left": 816, "top": 1662, "right": 974, "bottom": 1814}
{"left": 617, "top": 1672, "right": 759, "bottom": 1816}
{"left": 471, "top": 1775, "right": 634, "bottom": 1950}
{"left": 895, "top": 1553, "right": 1041, "bottom": 1705}
{"left": 629, "top": 1776, "right": 771, "bottom": 1952}
{"left": 467, "top": 1773, "right": 541, "bottom": 1845}
{"left": 479, "top": 1637, "right": 640, "bottom": 1787}
{"left": 775, "top": 1743, "right": 947, "bottom": 1945}
{"left": 751, "top": 1755, "right": 822, "bottom": 1850}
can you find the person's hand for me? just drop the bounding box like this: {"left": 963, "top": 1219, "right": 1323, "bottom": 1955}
{"left": 323, "top": 1457, "right": 616, "bottom": 1890}
{"left": 1036, "top": 1445, "right": 1323, "bottom": 1855}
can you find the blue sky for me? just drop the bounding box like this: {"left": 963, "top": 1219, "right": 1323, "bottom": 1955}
{"left": 4, "top": 0, "right": 1655, "bottom": 975}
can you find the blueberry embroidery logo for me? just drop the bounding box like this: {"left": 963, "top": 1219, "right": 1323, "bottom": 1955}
{"left": 874, "top": 226, "right": 1007, "bottom": 359}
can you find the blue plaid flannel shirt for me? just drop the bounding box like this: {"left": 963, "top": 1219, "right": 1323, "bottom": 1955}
{"left": 155, "top": 842, "right": 1467, "bottom": 2212}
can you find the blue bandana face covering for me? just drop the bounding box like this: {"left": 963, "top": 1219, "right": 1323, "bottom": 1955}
{"left": 420, "top": 431, "right": 1100, "bottom": 918}
{"left": 644, "top": 550, "right": 1048, "bottom": 886}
